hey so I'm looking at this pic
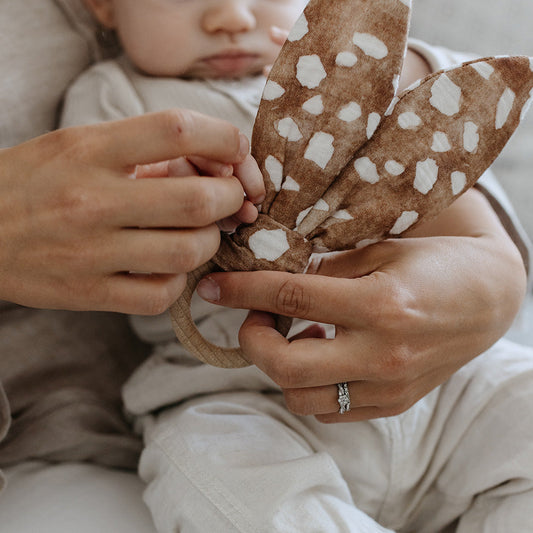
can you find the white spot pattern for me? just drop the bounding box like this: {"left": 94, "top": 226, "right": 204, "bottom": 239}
{"left": 304, "top": 132, "right": 335, "bottom": 169}
{"left": 367, "top": 112, "right": 381, "bottom": 138}
{"left": 431, "top": 131, "right": 451, "bottom": 152}
{"left": 463, "top": 122, "right": 479, "bottom": 152}
{"left": 314, "top": 198, "right": 329, "bottom": 211}
{"left": 296, "top": 55, "right": 327, "bottom": 89}
{"left": 385, "top": 97, "right": 399, "bottom": 116}
{"left": 398, "top": 111, "right": 422, "bottom": 129}
{"left": 352, "top": 32, "right": 388, "bottom": 59}
{"left": 354, "top": 157, "right": 380, "bottom": 183}
{"left": 288, "top": 14, "right": 309, "bottom": 42}
{"left": 302, "top": 95, "right": 324, "bottom": 115}
{"left": 495, "top": 88, "right": 515, "bottom": 129}
{"left": 265, "top": 155, "right": 283, "bottom": 191}
{"left": 430, "top": 74, "right": 461, "bottom": 116}
{"left": 295, "top": 207, "right": 312, "bottom": 227}
{"left": 521, "top": 88, "right": 533, "bottom": 121}
{"left": 385, "top": 160, "right": 405, "bottom": 175}
{"left": 248, "top": 229, "right": 290, "bottom": 261}
{"left": 338, "top": 102, "right": 362, "bottom": 122}
{"left": 451, "top": 171, "right": 467, "bottom": 195}
{"left": 414, "top": 158, "right": 439, "bottom": 194}
{"left": 393, "top": 75, "right": 400, "bottom": 93}
{"left": 263, "top": 81, "right": 285, "bottom": 101}
{"left": 276, "top": 117, "right": 303, "bottom": 141}
{"left": 332, "top": 210, "right": 353, "bottom": 220}
{"left": 282, "top": 176, "right": 300, "bottom": 191}
{"left": 390, "top": 211, "right": 419, "bottom": 234}
{"left": 471, "top": 62, "right": 494, "bottom": 80}
{"left": 336, "top": 52, "right": 358, "bottom": 67}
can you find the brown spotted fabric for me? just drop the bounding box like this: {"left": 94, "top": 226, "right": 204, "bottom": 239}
{"left": 170, "top": 0, "right": 533, "bottom": 368}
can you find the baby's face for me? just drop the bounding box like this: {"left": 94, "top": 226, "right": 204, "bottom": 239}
{"left": 107, "top": 0, "right": 308, "bottom": 79}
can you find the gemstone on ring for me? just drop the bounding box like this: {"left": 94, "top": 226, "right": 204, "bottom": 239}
{"left": 337, "top": 382, "right": 351, "bottom": 414}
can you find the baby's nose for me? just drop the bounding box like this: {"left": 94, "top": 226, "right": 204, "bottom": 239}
{"left": 202, "top": 0, "right": 256, "bottom": 35}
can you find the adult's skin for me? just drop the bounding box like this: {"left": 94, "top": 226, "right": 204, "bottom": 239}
{"left": 197, "top": 188, "right": 528, "bottom": 421}
{"left": 0, "top": 109, "right": 264, "bottom": 314}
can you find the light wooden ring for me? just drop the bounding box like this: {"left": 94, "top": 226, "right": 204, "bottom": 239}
{"left": 169, "top": 261, "right": 293, "bottom": 368}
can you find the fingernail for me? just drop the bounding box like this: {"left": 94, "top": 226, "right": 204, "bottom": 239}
{"left": 220, "top": 164, "right": 233, "bottom": 177}
{"left": 197, "top": 277, "right": 220, "bottom": 302}
{"left": 239, "top": 133, "right": 249, "bottom": 159}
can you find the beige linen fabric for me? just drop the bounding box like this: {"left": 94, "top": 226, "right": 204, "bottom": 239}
{"left": 138, "top": 340, "right": 533, "bottom": 532}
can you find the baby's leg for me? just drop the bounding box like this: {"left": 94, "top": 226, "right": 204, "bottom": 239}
{"left": 440, "top": 339, "right": 533, "bottom": 533}
{"left": 138, "top": 391, "right": 394, "bottom": 533}
{"left": 350, "top": 338, "right": 533, "bottom": 532}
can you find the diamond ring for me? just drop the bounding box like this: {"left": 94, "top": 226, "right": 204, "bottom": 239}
{"left": 337, "top": 382, "right": 351, "bottom": 414}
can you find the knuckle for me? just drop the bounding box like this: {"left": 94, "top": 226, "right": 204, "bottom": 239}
{"left": 186, "top": 183, "right": 218, "bottom": 225}
{"left": 168, "top": 240, "right": 203, "bottom": 273}
{"left": 268, "top": 357, "right": 304, "bottom": 389}
{"left": 274, "top": 279, "right": 312, "bottom": 319}
{"left": 141, "top": 287, "right": 174, "bottom": 315}
{"left": 363, "top": 280, "right": 418, "bottom": 332}
{"left": 164, "top": 109, "right": 196, "bottom": 147}
{"left": 384, "top": 285, "right": 419, "bottom": 330}
{"left": 56, "top": 186, "right": 106, "bottom": 227}
{"left": 283, "top": 389, "right": 312, "bottom": 416}
{"left": 377, "top": 344, "right": 412, "bottom": 381}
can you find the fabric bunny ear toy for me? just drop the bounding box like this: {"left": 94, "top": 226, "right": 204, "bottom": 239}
{"left": 170, "top": 0, "right": 533, "bottom": 368}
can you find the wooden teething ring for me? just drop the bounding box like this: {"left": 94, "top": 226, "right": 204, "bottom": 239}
{"left": 169, "top": 260, "right": 293, "bottom": 368}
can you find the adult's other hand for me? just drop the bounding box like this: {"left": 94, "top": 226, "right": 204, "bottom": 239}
{"left": 197, "top": 189, "right": 527, "bottom": 422}
{"left": 0, "top": 110, "right": 263, "bottom": 314}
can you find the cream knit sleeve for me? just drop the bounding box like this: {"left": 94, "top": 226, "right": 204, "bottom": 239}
{"left": 60, "top": 57, "right": 145, "bottom": 128}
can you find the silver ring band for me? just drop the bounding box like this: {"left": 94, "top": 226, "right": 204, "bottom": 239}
{"left": 337, "top": 382, "right": 351, "bottom": 414}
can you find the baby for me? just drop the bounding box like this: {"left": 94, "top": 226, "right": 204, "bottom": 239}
{"left": 61, "top": 1, "right": 533, "bottom": 532}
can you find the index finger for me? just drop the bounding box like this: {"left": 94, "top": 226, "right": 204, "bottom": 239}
{"left": 197, "top": 270, "right": 372, "bottom": 327}
{"left": 87, "top": 110, "right": 249, "bottom": 169}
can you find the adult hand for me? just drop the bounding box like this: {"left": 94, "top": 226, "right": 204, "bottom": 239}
{"left": 0, "top": 110, "right": 264, "bottom": 314}
{"left": 197, "top": 190, "right": 527, "bottom": 422}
